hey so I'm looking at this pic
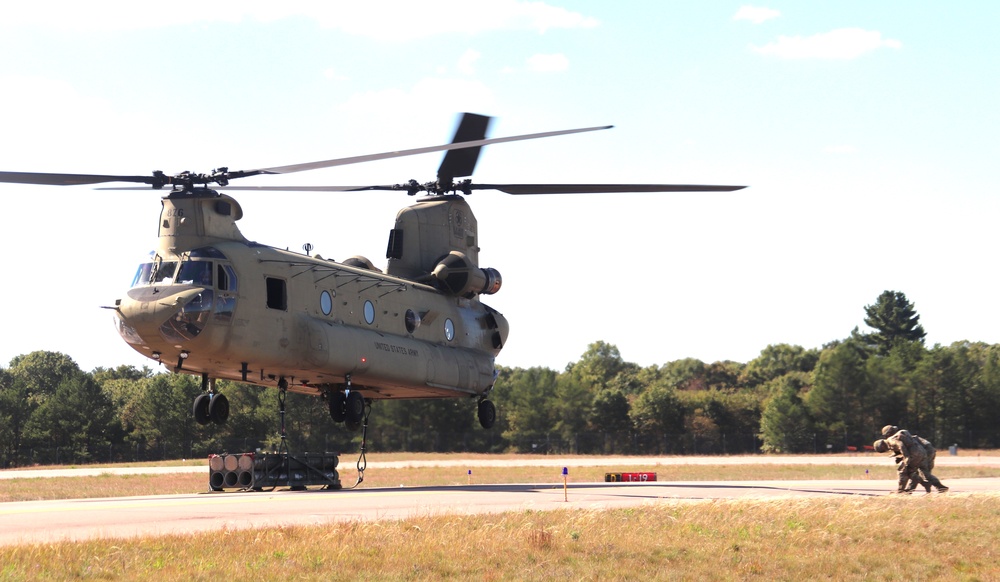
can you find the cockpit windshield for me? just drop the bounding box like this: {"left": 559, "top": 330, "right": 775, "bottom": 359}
{"left": 131, "top": 259, "right": 178, "bottom": 287}
{"left": 131, "top": 249, "right": 228, "bottom": 289}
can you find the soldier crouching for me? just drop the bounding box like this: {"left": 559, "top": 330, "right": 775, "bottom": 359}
{"left": 879, "top": 425, "right": 948, "bottom": 493}
{"left": 874, "top": 430, "right": 948, "bottom": 494}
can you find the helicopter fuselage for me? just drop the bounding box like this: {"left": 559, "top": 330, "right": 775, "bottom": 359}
{"left": 114, "top": 189, "right": 508, "bottom": 402}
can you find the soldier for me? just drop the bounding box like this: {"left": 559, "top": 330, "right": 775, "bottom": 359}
{"left": 874, "top": 438, "right": 925, "bottom": 493}
{"left": 881, "top": 424, "right": 942, "bottom": 492}
{"left": 874, "top": 430, "right": 948, "bottom": 493}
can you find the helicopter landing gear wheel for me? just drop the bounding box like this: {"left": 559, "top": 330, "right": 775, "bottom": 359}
{"left": 477, "top": 399, "right": 496, "bottom": 429}
{"left": 209, "top": 393, "right": 230, "bottom": 425}
{"left": 329, "top": 390, "right": 347, "bottom": 422}
{"left": 345, "top": 391, "right": 365, "bottom": 425}
{"left": 193, "top": 393, "right": 211, "bottom": 425}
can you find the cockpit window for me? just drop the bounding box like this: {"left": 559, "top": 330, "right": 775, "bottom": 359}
{"left": 189, "top": 247, "right": 227, "bottom": 259}
{"left": 217, "top": 264, "right": 238, "bottom": 292}
{"left": 131, "top": 260, "right": 178, "bottom": 287}
{"left": 178, "top": 261, "right": 214, "bottom": 286}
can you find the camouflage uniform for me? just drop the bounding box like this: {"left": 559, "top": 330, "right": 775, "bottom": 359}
{"left": 875, "top": 429, "right": 948, "bottom": 493}
{"left": 875, "top": 435, "right": 925, "bottom": 493}
{"left": 881, "top": 425, "right": 943, "bottom": 492}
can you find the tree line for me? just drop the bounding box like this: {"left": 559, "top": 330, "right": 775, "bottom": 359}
{"left": 2, "top": 290, "right": 999, "bottom": 466}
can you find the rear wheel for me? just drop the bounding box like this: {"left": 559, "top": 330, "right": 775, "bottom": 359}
{"left": 209, "top": 393, "right": 230, "bottom": 425}
{"left": 193, "top": 394, "right": 211, "bottom": 425}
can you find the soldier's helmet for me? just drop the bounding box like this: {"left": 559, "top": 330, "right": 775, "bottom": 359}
{"left": 874, "top": 439, "right": 889, "bottom": 453}
{"left": 881, "top": 425, "right": 899, "bottom": 437}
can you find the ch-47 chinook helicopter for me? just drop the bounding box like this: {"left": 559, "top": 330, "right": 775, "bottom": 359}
{"left": 0, "top": 113, "right": 744, "bottom": 434}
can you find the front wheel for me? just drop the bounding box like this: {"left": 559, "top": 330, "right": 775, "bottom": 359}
{"left": 329, "top": 391, "right": 347, "bottom": 423}
{"left": 345, "top": 391, "right": 365, "bottom": 424}
{"left": 477, "top": 399, "right": 496, "bottom": 429}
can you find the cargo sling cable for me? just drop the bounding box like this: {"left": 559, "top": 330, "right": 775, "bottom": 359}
{"left": 348, "top": 403, "right": 372, "bottom": 489}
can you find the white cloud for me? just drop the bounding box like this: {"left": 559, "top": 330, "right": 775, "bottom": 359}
{"left": 0, "top": 1, "right": 599, "bottom": 39}
{"left": 733, "top": 6, "right": 780, "bottom": 24}
{"left": 309, "top": 1, "right": 600, "bottom": 41}
{"left": 337, "top": 77, "right": 496, "bottom": 116}
{"left": 526, "top": 53, "right": 569, "bottom": 73}
{"left": 753, "top": 28, "right": 902, "bottom": 60}
{"left": 457, "top": 49, "right": 482, "bottom": 75}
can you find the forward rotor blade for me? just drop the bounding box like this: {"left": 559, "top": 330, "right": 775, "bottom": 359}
{"left": 473, "top": 184, "right": 747, "bottom": 194}
{"left": 0, "top": 171, "right": 158, "bottom": 187}
{"left": 2, "top": 123, "right": 613, "bottom": 188}
{"left": 218, "top": 183, "right": 747, "bottom": 194}
{"left": 253, "top": 124, "right": 612, "bottom": 175}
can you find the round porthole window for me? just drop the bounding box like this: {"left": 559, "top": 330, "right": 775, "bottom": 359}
{"left": 320, "top": 290, "right": 332, "bottom": 315}
{"left": 405, "top": 309, "right": 421, "bottom": 334}
{"left": 444, "top": 318, "right": 455, "bottom": 341}
{"left": 363, "top": 300, "right": 375, "bottom": 324}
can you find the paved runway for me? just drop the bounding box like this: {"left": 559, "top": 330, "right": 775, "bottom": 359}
{"left": 2, "top": 473, "right": 999, "bottom": 546}
{"left": 4, "top": 453, "right": 998, "bottom": 480}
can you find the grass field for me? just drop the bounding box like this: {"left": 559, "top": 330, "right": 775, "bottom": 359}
{"left": 2, "top": 496, "right": 998, "bottom": 580}
{"left": 2, "top": 455, "right": 998, "bottom": 580}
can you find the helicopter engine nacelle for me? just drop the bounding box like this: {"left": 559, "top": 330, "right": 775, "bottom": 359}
{"left": 431, "top": 251, "right": 502, "bottom": 298}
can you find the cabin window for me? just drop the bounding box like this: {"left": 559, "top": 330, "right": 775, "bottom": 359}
{"left": 363, "top": 300, "right": 375, "bottom": 324}
{"left": 320, "top": 290, "right": 333, "bottom": 315}
{"left": 266, "top": 277, "right": 287, "bottom": 310}
{"left": 405, "top": 309, "right": 420, "bottom": 333}
{"left": 444, "top": 318, "right": 455, "bottom": 341}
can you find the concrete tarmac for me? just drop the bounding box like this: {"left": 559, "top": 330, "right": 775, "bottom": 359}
{"left": 2, "top": 455, "right": 998, "bottom": 546}
{"left": 4, "top": 453, "right": 998, "bottom": 480}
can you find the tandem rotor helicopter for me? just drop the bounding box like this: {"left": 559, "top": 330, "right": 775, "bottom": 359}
{"left": 0, "top": 113, "right": 744, "bottom": 434}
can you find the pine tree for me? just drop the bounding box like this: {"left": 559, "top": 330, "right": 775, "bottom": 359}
{"left": 864, "top": 290, "right": 927, "bottom": 355}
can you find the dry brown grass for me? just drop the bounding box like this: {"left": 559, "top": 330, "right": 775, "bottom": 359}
{"left": 2, "top": 495, "right": 998, "bottom": 580}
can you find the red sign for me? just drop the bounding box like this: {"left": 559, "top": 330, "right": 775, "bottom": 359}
{"left": 605, "top": 472, "right": 656, "bottom": 482}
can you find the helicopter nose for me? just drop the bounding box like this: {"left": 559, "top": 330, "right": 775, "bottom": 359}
{"left": 116, "top": 287, "right": 211, "bottom": 346}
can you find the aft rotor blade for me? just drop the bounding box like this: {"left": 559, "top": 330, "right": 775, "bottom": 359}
{"left": 218, "top": 185, "right": 390, "bottom": 192}
{"left": 472, "top": 184, "right": 747, "bottom": 194}
{"left": 0, "top": 171, "right": 159, "bottom": 187}
{"left": 252, "top": 125, "right": 612, "bottom": 175}
{"left": 437, "top": 113, "right": 492, "bottom": 183}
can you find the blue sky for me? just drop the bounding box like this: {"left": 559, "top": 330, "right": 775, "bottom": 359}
{"left": 1, "top": 2, "right": 998, "bottom": 373}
